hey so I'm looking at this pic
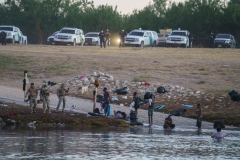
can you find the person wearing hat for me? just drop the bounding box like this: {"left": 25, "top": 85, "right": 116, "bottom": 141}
{"left": 164, "top": 115, "right": 175, "bottom": 129}
{"left": 56, "top": 83, "right": 69, "bottom": 112}
{"left": 25, "top": 83, "right": 38, "bottom": 113}
{"left": 119, "top": 29, "right": 127, "bottom": 47}
{"left": 40, "top": 80, "right": 51, "bottom": 113}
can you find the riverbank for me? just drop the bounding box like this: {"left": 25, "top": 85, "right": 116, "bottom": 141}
{"left": 0, "top": 102, "right": 129, "bottom": 127}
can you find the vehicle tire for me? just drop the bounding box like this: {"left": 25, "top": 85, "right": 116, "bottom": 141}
{"left": 72, "top": 39, "right": 76, "bottom": 46}
{"left": 12, "top": 37, "right": 15, "bottom": 44}
{"left": 24, "top": 40, "right": 27, "bottom": 44}
{"left": 140, "top": 41, "right": 144, "bottom": 48}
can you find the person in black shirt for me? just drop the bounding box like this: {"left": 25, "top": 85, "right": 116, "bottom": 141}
{"left": 98, "top": 30, "right": 105, "bottom": 48}
{"left": 210, "top": 32, "right": 215, "bottom": 48}
{"left": 105, "top": 29, "right": 111, "bottom": 46}
{"left": 0, "top": 30, "right": 7, "bottom": 45}
{"left": 119, "top": 30, "right": 127, "bottom": 47}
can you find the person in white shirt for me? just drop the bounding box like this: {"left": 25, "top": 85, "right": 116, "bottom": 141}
{"left": 211, "top": 128, "right": 227, "bottom": 139}
{"left": 148, "top": 94, "right": 155, "bottom": 127}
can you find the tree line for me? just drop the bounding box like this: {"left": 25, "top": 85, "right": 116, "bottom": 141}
{"left": 0, "top": 0, "right": 239, "bottom": 47}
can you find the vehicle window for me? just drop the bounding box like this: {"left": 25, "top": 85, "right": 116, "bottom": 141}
{"left": 153, "top": 32, "right": 158, "bottom": 37}
{"left": 52, "top": 32, "right": 58, "bottom": 36}
{"left": 171, "top": 32, "right": 186, "bottom": 36}
{"left": 147, "top": 32, "right": 151, "bottom": 37}
{"left": 0, "top": 27, "right": 13, "bottom": 31}
{"left": 129, "top": 31, "right": 144, "bottom": 37}
{"left": 85, "top": 34, "right": 98, "bottom": 37}
{"left": 216, "top": 34, "right": 230, "bottom": 39}
{"left": 165, "top": 34, "right": 169, "bottom": 37}
{"left": 158, "top": 34, "right": 164, "bottom": 38}
{"left": 59, "top": 29, "right": 75, "bottom": 34}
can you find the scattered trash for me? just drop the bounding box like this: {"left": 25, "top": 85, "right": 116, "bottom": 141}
{"left": 140, "top": 82, "right": 150, "bottom": 87}
{"left": 71, "top": 105, "right": 77, "bottom": 110}
{"left": 223, "top": 65, "right": 229, "bottom": 67}
{"left": 27, "top": 121, "right": 36, "bottom": 128}
{"left": 228, "top": 90, "right": 240, "bottom": 101}
{"left": 182, "top": 104, "right": 194, "bottom": 108}
{"left": 0, "top": 102, "right": 7, "bottom": 107}
{"left": 114, "top": 87, "right": 128, "bottom": 95}
{"left": 79, "top": 75, "right": 86, "bottom": 79}
{"left": 120, "top": 103, "right": 124, "bottom": 107}
{"left": 48, "top": 81, "right": 57, "bottom": 86}
{"left": 154, "top": 105, "right": 165, "bottom": 110}
{"left": 111, "top": 96, "right": 118, "bottom": 101}
{"left": 172, "top": 108, "right": 186, "bottom": 116}
{"left": 6, "top": 111, "right": 16, "bottom": 115}
{"left": 157, "top": 86, "right": 167, "bottom": 93}
{"left": 122, "top": 96, "right": 127, "bottom": 99}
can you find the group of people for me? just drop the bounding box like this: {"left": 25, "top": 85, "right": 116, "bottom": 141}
{"left": 97, "top": 29, "right": 128, "bottom": 48}
{"left": 0, "top": 30, "right": 7, "bottom": 45}
{"left": 25, "top": 81, "right": 69, "bottom": 113}
{"left": 98, "top": 29, "right": 111, "bottom": 48}
{"left": 25, "top": 81, "right": 227, "bottom": 139}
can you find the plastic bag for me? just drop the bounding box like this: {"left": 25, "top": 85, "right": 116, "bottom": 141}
{"left": 130, "top": 101, "right": 135, "bottom": 110}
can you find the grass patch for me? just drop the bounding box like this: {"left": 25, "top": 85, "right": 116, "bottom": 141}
{"left": 0, "top": 54, "right": 14, "bottom": 69}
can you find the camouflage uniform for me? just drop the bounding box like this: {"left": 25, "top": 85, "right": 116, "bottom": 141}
{"left": 26, "top": 84, "right": 38, "bottom": 113}
{"left": 41, "top": 83, "right": 51, "bottom": 113}
{"left": 56, "top": 84, "right": 69, "bottom": 112}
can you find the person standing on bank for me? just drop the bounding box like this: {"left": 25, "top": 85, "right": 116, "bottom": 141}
{"left": 40, "top": 80, "right": 51, "bottom": 113}
{"left": 98, "top": 30, "right": 105, "bottom": 48}
{"left": 210, "top": 32, "right": 215, "bottom": 48}
{"left": 148, "top": 94, "right": 155, "bottom": 127}
{"left": 133, "top": 92, "right": 141, "bottom": 116}
{"left": 56, "top": 83, "right": 69, "bottom": 112}
{"left": 105, "top": 29, "right": 111, "bottom": 46}
{"left": 195, "top": 103, "right": 202, "bottom": 130}
{"left": 25, "top": 83, "right": 38, "bottom": 113}
{"left": 0, "top": 30, "right": 7, "bottom": 45}
{"left": 103, "top": 87, "right": 110, "bottom": 116}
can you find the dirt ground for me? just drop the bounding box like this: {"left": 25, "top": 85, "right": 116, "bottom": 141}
{"left": 0, "top": 45, "right": 240, "bottom": 126}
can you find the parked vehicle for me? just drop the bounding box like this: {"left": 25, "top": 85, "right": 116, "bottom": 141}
{"left": 166, "top": 29, "right": 191, "bottom": 48}
{"left": 47, "top": 31, "right": 59, "bottom": 45}
{"left": 158, "top": 29, "right": 172, "bottom": 46}
{"left": 0, "top": 25, "right": 27, "bottom": 44}
{"left": 214, "top": 34, "right": 236, "bottom": 48}
{"left": 124, "top": 29, "right": 158, "bottom": 47}
{"left": 84, "top": 32, "right": 100, "bottom": 46}
{"left": 54, "top": 27, "right": 85, "bottom": 46}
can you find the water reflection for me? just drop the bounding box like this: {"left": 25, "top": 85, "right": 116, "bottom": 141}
{"left": 0, "top": 126, "right": 239, "bottom": 159}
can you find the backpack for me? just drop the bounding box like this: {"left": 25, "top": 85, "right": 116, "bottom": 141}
{"left": 228, "top": 90, "right": 240, "bottom": 101}
{"left": 157, "top": 86, "right": 167, "bottom": 93}
{"left": 144, "top": 92, "right": 151, "bottom": 100}
{"left": 130, "top": 110, "right": 137, "bottom": 122}
{"left": 93, "top": 108, "right": 100, "bottom": 114}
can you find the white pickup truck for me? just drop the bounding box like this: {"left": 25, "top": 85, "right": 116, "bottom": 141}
{"left": 54, "top": 27, "right": 85, "bottom": 46}
{"left": 0, "top": 25, "right": 27, "bottom": 44}
{"left": 166, "top": 29, "right": 192, "bottom": 48}
{"left": 124, "top": 29, "right": 158, "bottom": 47}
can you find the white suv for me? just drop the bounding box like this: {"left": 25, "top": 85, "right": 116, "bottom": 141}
{"left": 124, "top": 29, "right": 158, "bottom": 47}
{"left": 54, "top": 27, "right": 85, "bottom": 46}
{"left": 166, "top": 29, "right": 191, "bottom": 48}
{"left": 0, "top": 25, "right": 27, "bottom": 44}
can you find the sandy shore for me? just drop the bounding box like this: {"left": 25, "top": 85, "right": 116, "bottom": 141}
{"left": 0, "top": 85, "right": 217, "bottom": 129}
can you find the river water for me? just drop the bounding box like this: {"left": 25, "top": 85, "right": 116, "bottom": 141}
{"left": 0, "top": 125, "right": 240, "bottom": 160}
